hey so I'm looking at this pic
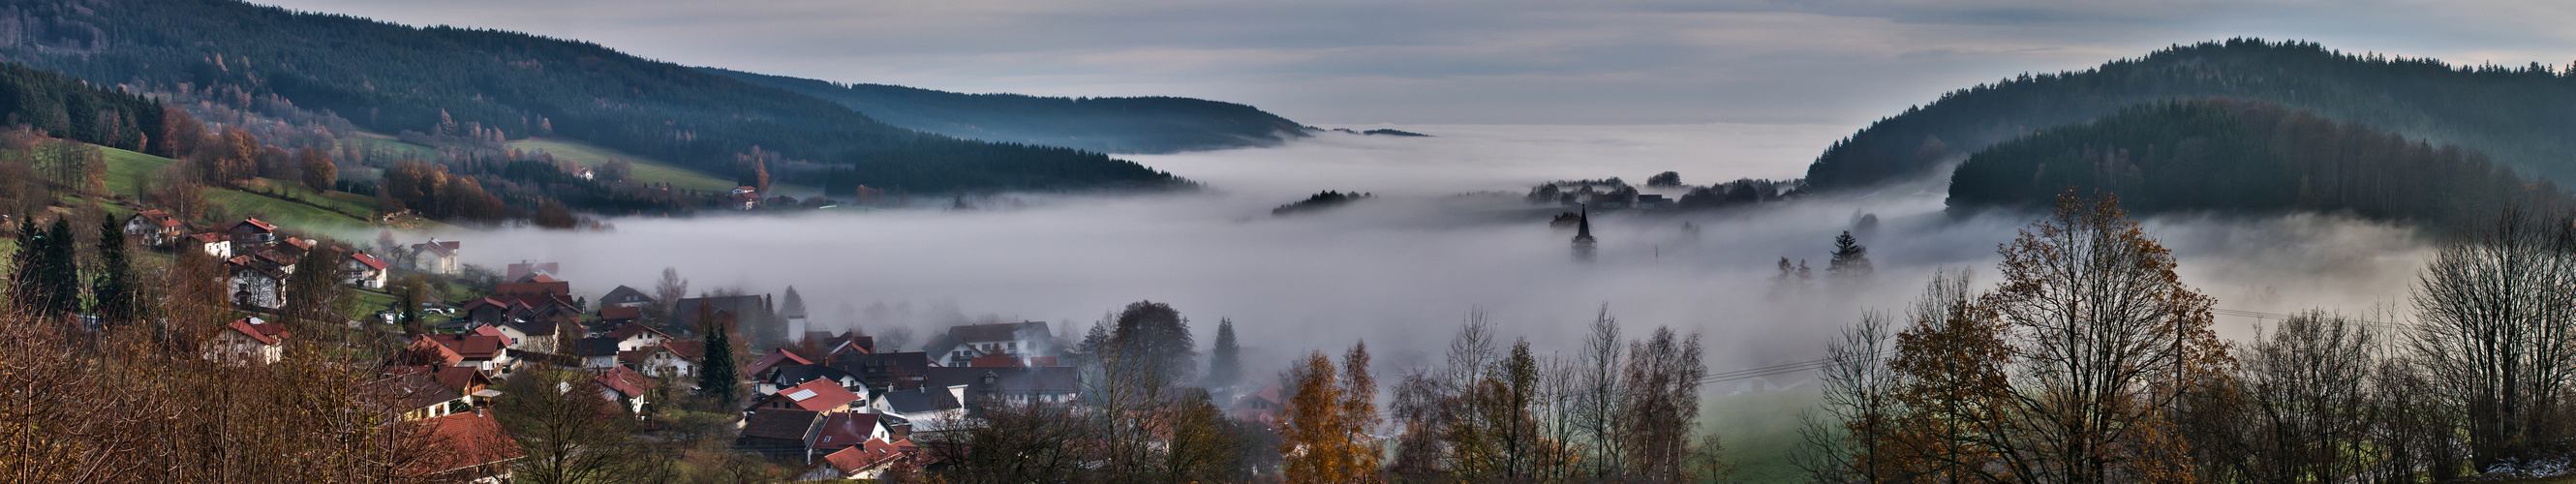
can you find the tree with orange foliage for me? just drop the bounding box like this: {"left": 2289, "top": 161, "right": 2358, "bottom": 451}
{"left": 1281, "top": 341, "right": 1382, "bottom": 484}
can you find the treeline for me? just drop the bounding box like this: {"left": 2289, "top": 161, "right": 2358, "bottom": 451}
{"left": 0, "top": 61, "right": 162, "bottom": 151}
{"left": 924, "top": 301, "right": 1728, "bottom": 483}
{"left": 1805, "top": 193, "right": 2576, "bottom": 482}
{"left": 1806, "top": 38, "right": 2576, "bottom": 191}
{"left": 710, "top": 68, "right": 1308, "bottom": 155}
{"left": 1947, "top": 98, "right": 2565, "bottom": 228}
{"left": 0, "top": 0, "right": 1185, "bottom": 193}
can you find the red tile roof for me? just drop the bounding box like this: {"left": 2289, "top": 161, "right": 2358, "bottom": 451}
{"left": 232, "top": 218, "right": 277, "bottom": 232}
{"left": 418, "top": 334, "right": 507, "bottom": 360}
{"left": 768, "top": 378, "right": 863, "bottom": 412}
{"left": 746, "top": 348, "right": 815, "bottom": 378}
{"left": 405, "top": 410, "right": 524, "bottom": 476}
{"left": 224, "top": 318, "right": 287, "bottom": 345}
{"left": 813, "top": 411, "right": 881, "bottom": 451}
{"left": 137, "top": 210, "right": 181, "bottom": 227}
{"left": 469, "top": 324, "right": 508, "bottom": 339}
{"left": 592, "top": 367, "right": 654, "bottom": 399}
{"left": 598, "top": 306, "right": 643, "bottom": 320}
{"left": 186, "top": 232, "right": 226, "bottom": 244}
{"left": 409, "top": 338, "right": 465, "bottom": 366}
{"left": 349, "top": 252, "right": 388, "bottom": 270}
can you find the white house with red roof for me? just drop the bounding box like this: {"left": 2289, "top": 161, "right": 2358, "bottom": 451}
{"left": 797, "top": 437, "right": 924, "bottom": 480}
{"left": 751, "top": 378, "right": 866, "bottom": 414}
{"left": 416, "top": 333, "right": 514, "bottom": 373}
{"left": 182, "top": 232, "right": 230, "bottom": 259}
{"left": 121, "top": 209, "right": 185, "bottom": 247}
{"left": 341, "top": 252, "right": 389, "bottom": 289}
{"left": 226, "top": 218, "right": 279, "bottom": 246}
{"left": 409, "top": 238, "right": 463, "bottom": 275}
{"left": 206, "top": 317, "right": 288, "bottom": 364}
{"left": 590, "top": 366, "right": 655, "bottom": 416}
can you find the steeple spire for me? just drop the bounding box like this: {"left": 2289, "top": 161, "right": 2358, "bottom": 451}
{"left": 1573, "top": 204, "right": 1595, "bottom": 245}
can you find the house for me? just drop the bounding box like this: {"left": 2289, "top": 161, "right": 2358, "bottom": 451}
{"left": 672, "top": 294, "right": 775, "bottom": 332}
{"left": 798, "top": 438, "right": 922, "bottom": 480}
{"left": 386, "top": 365, "right": 500, "bottom": 408}
{"left": 182, "top": 232, "right": 230, "bottom": 258}
{"left": 736, "top": 408, "right": 823, "bottom": 461}
{"left": 924, "top": 321, "right": 1053, "bottom": 367}
{"left": 751, "top": 378, "right": 866, "bottom": 414}
{"left": 598, "top": 320, "right": 674, "bottom": 351}
{"left": 122, "top": 210, "right": 184, "bottom": 247}
{"left": 599, "top": 286, "right": 655, "bottom": 309}
{"left": 591, "top": 366, "right": 655, "bottom": 416}
{"left": 503, "top": 261, "right": 559, "bottom": 283}
{"left": 732, "top": 186, "right": 762, "bottom": 210}
{"left": 757, "top": 364, "right": 864, "bottom": 398}
{"left": 830, "top": 351, "right": 933, "bottom": 391}
{"left": 598, "top": 306, "right": 643, "bottom": 326}
{"left": 226, "top": 218, "right": 278, "bottom": 246}
{"left": 206, "top": 317, "right": 288, "bottom": 364}
{"left": 410, "top": 238, "right": 463, "bottom": 275}
{"left": 872, "top": 385, "right": 966, "bottom": 432}
{"left": 621, "top": 343, "right": 701, "bottom": 378}
{"left": 574, "top": 166, "right": 595, "bottom": 180}
{"left": 415, "top": 333, "right": 514, "bottom": 373}
{"left": 373, "top": 372, "right": 469, "bottom": 422}
{"left": 801, "top": 330, "right": 875, "bottom": 363}
{"left": 1228, "top": 383, "right": 1285, "bottom": 425}
{"left": 808, "top": 411, "right": 890, "bottom": 460}
{"left": 926, "top": 366, "right": 1081, "bottom": 407}
{"left": 341, "top": 252, "right": 389, "bottom": 289}
{"left": 572, "top": 338, "right": 623, "bottom": 369}
{"left": 746, "top": 348, "right": 817, "bottom": 380}
{"left": 403, "top": 410, "right": 524, "bottom": 484}
{"left": 225, "top": 253, "right": 293, "bottom": 309}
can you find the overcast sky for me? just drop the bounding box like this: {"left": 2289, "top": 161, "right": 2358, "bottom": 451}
{"left": 251, "top": 0, "right": 2576, "bottom": 126}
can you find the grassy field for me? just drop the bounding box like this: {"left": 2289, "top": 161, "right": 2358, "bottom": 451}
{"left": 504, "top": 137, "right": 739, "bottom": 192}
{"left": 91, "top": 146, "right": 458, "bottom": 237}
{"left": 1706, "top": 387, "right": 1824, "bottom": 482}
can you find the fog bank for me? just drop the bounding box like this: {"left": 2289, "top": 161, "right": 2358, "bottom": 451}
{"left": 452, "top": 124, "right": 2438, "bottom": 376}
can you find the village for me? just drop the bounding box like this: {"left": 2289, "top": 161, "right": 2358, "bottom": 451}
{"left": 110, "top": 210, "right": 1286, "bottom": 482}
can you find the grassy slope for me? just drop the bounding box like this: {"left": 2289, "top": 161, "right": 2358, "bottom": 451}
{"left": 1706, "top": 388, "right": 1822, "bottom": 482}
{"left": 96, "top": 146, "right": 456, "bottom": 236}
{"left": 503, "top": 137, "right": 737, "bottom": 192}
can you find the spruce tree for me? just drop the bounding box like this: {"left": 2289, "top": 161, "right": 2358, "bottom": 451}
{"left": 7, "top": 214, "right": 41, "bottom": 314}
{"left": 92, "top": 213, "right": 136, "bottom": 328}
{"left": 696, "top": 307, "right": 742, "bottom": 408}
{"left": 1828, "top": 230, "right": 1873, "bottom": 278}
{"left": 39, "top": 217, "right": 78, "bottom": 318}
{"left": 1207, "top": 318, "right": 1242, "bottom": 388}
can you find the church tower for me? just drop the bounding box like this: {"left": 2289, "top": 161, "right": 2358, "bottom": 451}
{"left": 1573, "top": 204, "right": 1596, "bottom": 261}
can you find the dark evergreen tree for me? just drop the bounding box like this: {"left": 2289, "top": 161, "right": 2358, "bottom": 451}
{"left": 91, "top": 213, "right": 137, "bottom": 328}
{"left": 1827, "top": 230, "right": 1872, "bottom": 279}
{"left": 696, "top": 305, "right": 742, "bottom": 408}
{"left": 38, "top": 217, "right": 78, "bottom": 319}
{"left": 7, "top": 214, "right": 41, "bottom": 315}
{"left": 1207, "top": 318, "right": 1242, "bottom": 388}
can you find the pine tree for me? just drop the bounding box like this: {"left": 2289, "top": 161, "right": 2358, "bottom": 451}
{"left": 1795, "top": 259, "right": 1813, "bottom": 282}
{"left": 8, "top": 214, "right": 43, "bottom": 315}
{"left": 1828, "top": 230, "right": 1873, "bottom": 278}
{"left": 91, "top": 213, "right": 137, "bottom": 328}
{"left": 1208, "top": 318, "right": 1242, "bottom": 388}
{"left": 38, "top": 217, "right": 77, "bottom": 319}
{"left": 696, "top": 305, "right": 742, "bottom": 408}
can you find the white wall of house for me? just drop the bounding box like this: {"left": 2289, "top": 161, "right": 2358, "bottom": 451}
{"left": 229, "top": 272, "right": 285, "bottom": 309}
{"left": 202, "top": 331, "right": 282, "bottom": 365}
{"left": 616, "top": 333, "right": 666, "bottom": 351}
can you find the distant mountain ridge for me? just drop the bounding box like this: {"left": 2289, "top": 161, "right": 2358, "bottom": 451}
{"left": 1805, "top": 39, "right": 2576, "bottom": 192}
{"left": 0, "top": 0, "right": 1182, "bottom": 193}
{"left": 707, "top": 68, "right": 1306, "bottom": 154}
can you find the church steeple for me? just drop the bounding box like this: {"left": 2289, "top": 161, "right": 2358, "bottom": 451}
{"left": 1573, "top": 204, "right": 1595, "bottom": 245}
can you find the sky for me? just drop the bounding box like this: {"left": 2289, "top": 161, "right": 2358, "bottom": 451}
{"left": 250, "top": 0, "right": 2576, "bottom": 126}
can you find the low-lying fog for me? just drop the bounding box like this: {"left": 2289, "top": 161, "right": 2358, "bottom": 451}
{"left": 455, "top": 123, "right": 2438, "bottom": 377}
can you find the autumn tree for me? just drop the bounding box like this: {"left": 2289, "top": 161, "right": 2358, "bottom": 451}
{"left": 1281, "top": 341, "right": 1381, "bottom": 484}
{"left": 283, "top": 245, "right": 349, "bottom": 330}
{"left": 1621, "top": 325, "right": 1709, "bottom": 481}
{"left": 1114, "top": 300, "right": 1197, "bottom": 385}
{"left": 1884, "top": 270, "right": 2010, "bottom": 482}
{"left": 297, "top": 146, "right": 336, "bottom": 193}
{"left": 2209, "top": 311, "right": 2379, "bottom": 482}
{"left": 1978, "top": 191, "right": 2228, "bottom": 483}
{"left": 1574, "top": 306, "right": 1628, "bottom": 479}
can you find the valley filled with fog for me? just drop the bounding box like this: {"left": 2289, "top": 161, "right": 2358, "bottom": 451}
{"left": 457, "top": 123, "right": 2437, "bottom": 377}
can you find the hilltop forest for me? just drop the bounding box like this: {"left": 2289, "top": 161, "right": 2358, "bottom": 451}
{"left": 0, "top": 0, "right": 1182, "bottom": 194}
{"left": 1805, "top": 39, "right": 2576, "bottom": 192}
{"left": 709, "top": 69, "right": 1308, "bottom": 155}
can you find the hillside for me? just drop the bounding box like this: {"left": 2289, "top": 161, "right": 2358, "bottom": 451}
{"left": 1805, "top": 39, "right": 2576, "bottom": 191}
{"left": 0, "top": 0, "right": 1181, "bottom": 194}
{"left": 98, "top": 146, "right": 436, "bottom": 235}
{"left": 1945, "top": 98, "right": 2563, "bottom": 227}
{"left": 707, "top": 69, "right": 1307, "bottom": 154}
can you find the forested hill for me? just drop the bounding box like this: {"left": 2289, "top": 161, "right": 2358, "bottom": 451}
{"left": 1807, "top": 39, "right": 2576, "bottom": 192}
{"left": 707, "top": 69, "right": 1307, "bottom": 155}
{"left": 0, "top": 0, "right": 1181, "bottom": 193}
{"left": 1947, "top": 98, "right": 2566, "bottom": 228}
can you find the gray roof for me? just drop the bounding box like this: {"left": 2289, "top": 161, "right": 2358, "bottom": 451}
{"left": 738, "top": 408, "right": 823, "bottom": 440}
{"left": 879, "top": 387, "right": 961, "bottom": 414}
{"left": 765, "top": 364, "right": 857, "bottom": 389}
{"left": 601, "top": 286, "right": 653, "bottom": 305}
{"left": 925, "top": 366, "right": 1081, "bottom": 396}
{"left": 571, "top": 338, "right": 621, "bottom": 357}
